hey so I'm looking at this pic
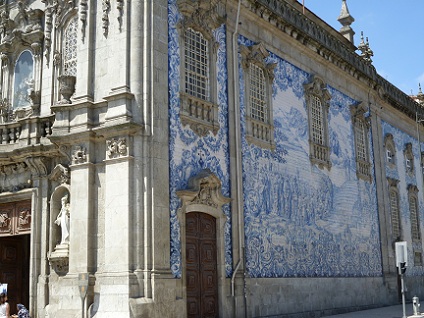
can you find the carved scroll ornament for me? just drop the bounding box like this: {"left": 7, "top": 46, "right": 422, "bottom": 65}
{"left": 176, "top": 169, "right": 231, "bottom": 210}
{"left": 106, "top": 138, "right": 127, "bottom": 159}
{"left": 49, "top": 164, "right": 70, "bottom": 185}
{"left": 177, "top": 0, "right": 226, "bottom": 32}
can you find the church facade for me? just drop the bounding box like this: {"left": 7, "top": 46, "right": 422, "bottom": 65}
{"left": 0, "top": 0, "right": 423, "bottom": 317}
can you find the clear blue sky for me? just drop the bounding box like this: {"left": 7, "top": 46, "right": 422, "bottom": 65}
{"left": 303, "top": 0, "right": 424, "bottom": 96}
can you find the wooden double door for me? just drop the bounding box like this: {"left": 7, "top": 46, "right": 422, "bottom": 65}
{"left": 0, "top": 201, "right": 31, "bottom": 315}
{"left": 0, "top": 235, "right": 30, "bottom": 315}
{"left": 186, "top": 212, "right": 219, "bottom": 318}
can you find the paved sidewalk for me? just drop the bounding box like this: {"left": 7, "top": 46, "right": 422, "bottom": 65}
{"left": 324, "top": 304, "right": 415, "bottom": 318}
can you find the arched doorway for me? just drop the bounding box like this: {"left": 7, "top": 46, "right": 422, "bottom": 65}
{"left": 186, "top": 212, "right": 218, "bottom": 318}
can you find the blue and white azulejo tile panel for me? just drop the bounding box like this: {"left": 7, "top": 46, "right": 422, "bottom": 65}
{"left": 239, "top": 35, "right": 382, "bottom": 278}
{"left": 382, "top": 121, "right": 424, "bottom": 276}
{"left": 168, "top": 0, "right": 232, "bottom": 278}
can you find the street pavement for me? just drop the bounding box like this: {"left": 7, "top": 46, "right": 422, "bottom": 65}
{"left": 324, "top": 304, "right": 417, "bottom": 318}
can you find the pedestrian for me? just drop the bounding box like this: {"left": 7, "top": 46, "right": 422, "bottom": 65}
{"left": 15, "top": 304, "right": 30, "bottom": 318}
{"left": 0, "top": 293, "right": 10, "bottom": 318}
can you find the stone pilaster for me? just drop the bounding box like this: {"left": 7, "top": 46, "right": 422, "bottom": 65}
{"left": 68, "top": 159, "right": 94, "bottom": 274}
{"left": 95, "top": 137, "right": 135, "bottom": 316}
{"left": 31, "top": 175, "right": 50, "bottom": 316}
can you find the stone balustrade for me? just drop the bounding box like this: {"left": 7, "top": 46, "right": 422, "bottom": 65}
{"left": 0, "top": 114, "right": 54, "bottom": 146}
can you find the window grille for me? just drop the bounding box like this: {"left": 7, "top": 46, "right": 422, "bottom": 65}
{"left": 354, "top": 118, "right": 371, "bottom": 180}
{"left": 355, "top": 121, "right": 367, "bottom": 162}
{"left": 63, "top": 17, "right": 78, "bottom": 76}
{"left": 240, "top": 43, "right": 275, "bottom": 149}
{"left": 410, "top": 196, "right": 421, "bottom": 241}
{"left": 249, "top": 63, "right": 267, "bottom": 122}
{"left": 415, "top": 251, "right": 423, "bottom": 266}
{"left": 390, "top": 190, "right": 401, "bottom": 239}
{"left": 311, "top": 96, "right": 324, "bottom": 145}
{"left": 304, "top": 76, "right": 331, "bottom": 169}
{"left": 184, "top": 28, "right": 209, "bottom": 101}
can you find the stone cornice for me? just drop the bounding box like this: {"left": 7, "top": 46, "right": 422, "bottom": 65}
{"left": 0, "top": 143, "right": 57, "bottom": 167}
{"left": 247, "top": 0, "right": 421, "bottom": 121}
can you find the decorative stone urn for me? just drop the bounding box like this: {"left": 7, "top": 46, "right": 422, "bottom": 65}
{"left": 57, "top": 75, "right": 76, "bottom": 104}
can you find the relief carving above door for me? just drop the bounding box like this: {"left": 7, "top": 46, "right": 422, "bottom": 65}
{"left": 0, "top": 200, "right": 31, "bottom": 236}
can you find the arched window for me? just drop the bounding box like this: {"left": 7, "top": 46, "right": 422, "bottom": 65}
{"left": 12, "top": 51, "right": 34, "bottom": 109}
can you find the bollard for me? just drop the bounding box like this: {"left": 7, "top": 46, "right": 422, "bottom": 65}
{"left": 413, "top": 296, "right": 420, "bottom": 316}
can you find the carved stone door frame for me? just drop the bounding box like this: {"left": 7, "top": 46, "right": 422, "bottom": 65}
{"left": 176, "top": 169, "right": 231, "bottom": 318}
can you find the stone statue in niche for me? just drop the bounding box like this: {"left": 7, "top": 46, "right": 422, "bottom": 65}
{"left": 55, "top": 194, "right": 70, "bottom": 245}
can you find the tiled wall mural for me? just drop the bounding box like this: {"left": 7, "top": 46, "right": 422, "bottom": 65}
{"left": 382, "top": 121, "right": 424, "bottom": 276}
{"left": 168, "top": 0, "right": 232, "bottom": 278}
{"left": 168, "top": 0, "right": 383, "bottom": 278}
{"left": 239, "top": 35, "right": 382, "bottom": 278}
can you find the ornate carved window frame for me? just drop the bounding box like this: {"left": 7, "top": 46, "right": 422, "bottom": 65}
{"left": 351, "top": 102, "right": 371, "bottom": 181}
{"left": 176, "top": 0, "right": 225, "bottom": 137}
{"left": 388, "top": 178, "right": 401, "bottom": 241}
{"left": 240, "top": 42, "right": 276, "bottom": 150}
{"left": 176, "top": 169, "right": 231, "bottom": 317}
{"left": 384, "top": 134, "right": 396, "bottom": 168}
{"left": 304, "top": 75, "right": 331, "bottom": 169}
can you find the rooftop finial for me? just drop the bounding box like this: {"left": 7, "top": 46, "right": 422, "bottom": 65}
{"left": 357, "top": 31, "right": 374, "bottom": 63}
{"left": 338, "top": 0, "right": 355, "bottom": 44}
{"left": 418, "top": 83, "right": 424, "bottom": 105}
